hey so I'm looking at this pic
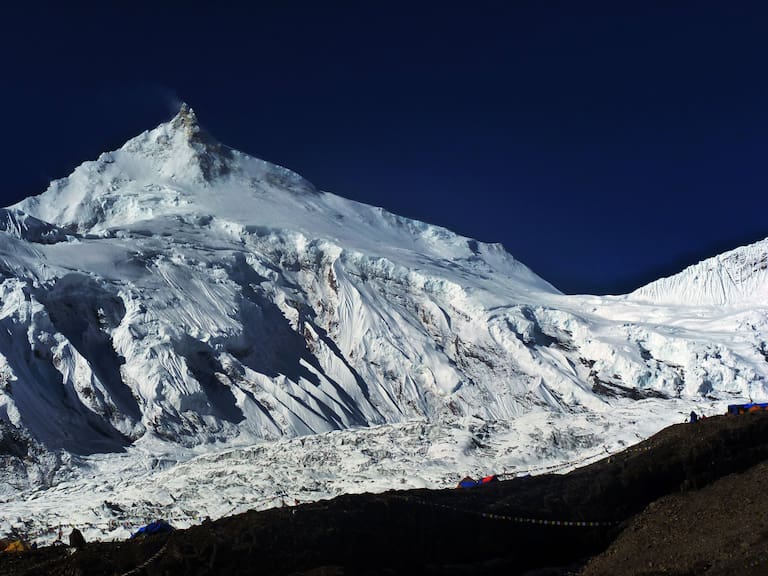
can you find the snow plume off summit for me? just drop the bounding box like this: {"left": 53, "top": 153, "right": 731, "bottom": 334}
{"left": 0, "top": 105, "right": 766, "bottom": 542}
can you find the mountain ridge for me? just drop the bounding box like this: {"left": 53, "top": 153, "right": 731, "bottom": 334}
{"left": 629, "top": 237, "right": 768, "bottom": 306}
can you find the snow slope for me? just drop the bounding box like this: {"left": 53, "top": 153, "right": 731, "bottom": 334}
{"left": 0, "top": 105, "right": 766, "bottom": 542}
{"left": 629, "top": 238, "right": 768, "bottom": 306}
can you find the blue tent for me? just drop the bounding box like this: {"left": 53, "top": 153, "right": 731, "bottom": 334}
{"left": 457, "top": 476, "right": 478, "bottom": 488}
{"left": 130, "top": 520, "right": 174, "bottom": 539}
{"left": 727, "top": 402, "right": 768, "bottom": 415}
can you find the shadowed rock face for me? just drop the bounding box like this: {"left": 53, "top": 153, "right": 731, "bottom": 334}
{"left": 0, "top": 209, "right": 68, "bottom": 244}
{"left": 2, "top": 413, "right": 766, "bottom": 576}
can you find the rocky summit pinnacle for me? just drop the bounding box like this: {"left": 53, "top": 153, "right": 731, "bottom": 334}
{"left": 166, "top": 102, "right": 233, "bottom": 181}
{"left": 170, "top": 103, "right": 201, "bottom": 139}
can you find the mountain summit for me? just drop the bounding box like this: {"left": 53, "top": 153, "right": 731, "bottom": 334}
{"left": 171, "top": 102, "right": 200, "bottom": 135}
{"left": 164, "top": 102, "right": 234, "bottom": 181}
{"left": 14, "top": 104, "right": 238, "bottom": 233}
{"left": 0, "top": 108, "right": 766, "bottom": 521}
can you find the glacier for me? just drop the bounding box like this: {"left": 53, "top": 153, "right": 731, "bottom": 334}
{"left": 0, "top": 105, "right": 766, "bottom": 544}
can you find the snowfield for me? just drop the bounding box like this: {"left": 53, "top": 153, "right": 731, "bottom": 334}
{"left": 0, "top": 105, "right": 766, "bottom": 544}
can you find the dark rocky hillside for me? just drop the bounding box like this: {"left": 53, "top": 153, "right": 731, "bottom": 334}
{"left": 2, "top": 412, "right": 767, "bottom": 575}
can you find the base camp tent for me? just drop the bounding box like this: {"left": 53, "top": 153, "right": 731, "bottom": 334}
{"left": 130, "top": 520, "right": 174, "bottom": 539}
{"left": 1, "top": 540, "right": 30, "bottom": 553}
{"left": 457, "top": 475, "right": 499, "bottom": 488}
{"left": 727, "top": 402, "right": 768, "bottom": 415}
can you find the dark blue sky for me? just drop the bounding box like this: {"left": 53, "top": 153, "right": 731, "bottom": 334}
{"left": 3, "top": 2, "right": 767, "bottom": 294}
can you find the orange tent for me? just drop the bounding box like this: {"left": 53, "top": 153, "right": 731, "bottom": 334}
{"left": 2, "top": 540, "right": 30, "bottom": 553}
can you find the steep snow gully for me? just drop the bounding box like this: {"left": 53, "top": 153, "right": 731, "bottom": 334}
{"left": 0, "top": 105, "right": 766, "bottom": 543}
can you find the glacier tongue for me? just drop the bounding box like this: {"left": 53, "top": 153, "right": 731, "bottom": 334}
{"left": 0, "top": 105, "right": 767, "bottom": 542}
{"left": 0, "top": 399, "right": 710, "bottom": 545}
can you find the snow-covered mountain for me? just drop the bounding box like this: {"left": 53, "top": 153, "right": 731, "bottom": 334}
{"left": 1, "top": 105, "right": 766, "bottom": 542}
